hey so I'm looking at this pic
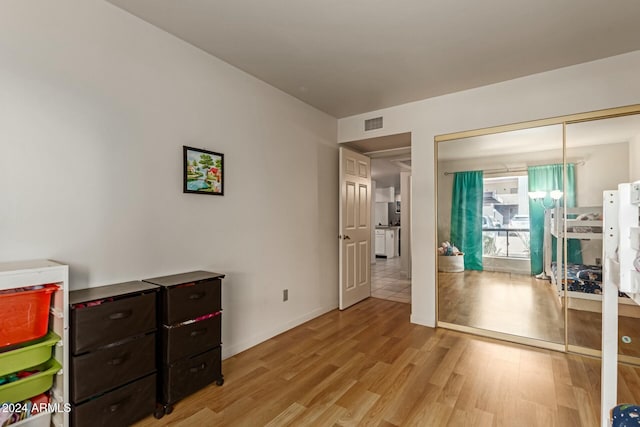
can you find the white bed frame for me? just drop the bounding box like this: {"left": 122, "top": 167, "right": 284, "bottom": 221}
{"left": 544, "top": 206, "right": 637, "bottom": 312}
{"left": 601, "top": 182, "right": 640, "bottom": 427}
{"left": 550, "top": 206, "right": 604, "bottom": 240}
{"left": 545, "top": 206, "right": 603, "bottom": 298}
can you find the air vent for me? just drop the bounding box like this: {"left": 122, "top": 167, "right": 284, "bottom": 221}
{"left": 364, "top": 116, "right": 383, "bottom": 131}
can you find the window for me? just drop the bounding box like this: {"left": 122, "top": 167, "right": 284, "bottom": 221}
{"left": 482, "top": 176, "right": 530, "bottom": 259}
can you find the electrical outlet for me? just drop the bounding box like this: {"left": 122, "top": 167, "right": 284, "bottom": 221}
{"left": 283, "top": 289, "right": 288, "bottom": 302}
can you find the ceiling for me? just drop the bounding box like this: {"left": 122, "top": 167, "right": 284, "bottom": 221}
{"left": 106, "top": 0, "right": 640, "bottom": 118}
{"left": 342, "top": 132, "right": 411, "bottom": 154}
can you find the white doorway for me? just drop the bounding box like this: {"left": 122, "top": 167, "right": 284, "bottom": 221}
{"left": 339, "top": 147, "right": 372, "bottom": 310}
{"left": 340, "top": 133, "right": 412, "bottom": 305}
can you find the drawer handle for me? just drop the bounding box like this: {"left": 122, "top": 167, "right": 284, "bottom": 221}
{"left": 189, "top": 292, "right": 207, "bottom": 299}
{"left": 190, "top": 329, "right": 207, "bottom": 337}
{"left": 108, "top": 310, "right": 132, "bottom": 320}
{"left": 189, "top": 363, "right": 206, "bottom": 373}
{"left": 107, "top": 355, "right": 128, "bottom": 366}
{"left": 108, "top": 398, "right": 128, "bottom": 413}
{"left": 189, "top": 292, "right": 206, "bottom": 300}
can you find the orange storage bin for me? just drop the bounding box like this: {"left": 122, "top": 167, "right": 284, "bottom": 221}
{"left": 0, "top": 284, "right": 58, "bottom": 348}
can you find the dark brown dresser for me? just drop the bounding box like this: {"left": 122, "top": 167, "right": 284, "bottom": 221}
{"left": 143, "top": 271, "right": 225, "bottom": 418}
{"left": 69, "top": 281, "right": 159, "bottom": 427}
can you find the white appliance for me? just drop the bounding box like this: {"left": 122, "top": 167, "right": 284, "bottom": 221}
{"left": 375, "top": 228, "right": 398, "bottom": 258}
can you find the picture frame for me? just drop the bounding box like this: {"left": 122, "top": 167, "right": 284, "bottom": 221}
{"left": 183, "top": 146, "right": 224, "bottom": 196}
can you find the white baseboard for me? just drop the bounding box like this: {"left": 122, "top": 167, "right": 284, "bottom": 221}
{"left": 221, "top": 304, "right": 338, "bottom": 359}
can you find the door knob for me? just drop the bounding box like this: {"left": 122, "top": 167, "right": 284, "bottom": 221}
{"left": 344, "top": 235, "right": 351, "bottom": 240}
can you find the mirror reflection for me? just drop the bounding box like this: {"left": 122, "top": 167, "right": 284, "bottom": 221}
{"left": 437, "top": 114, "right": 640, "bottom": 354}
{"left": 437, "top": 124, "right": 565, "bottom": 343}
{"left": 565, "top": 114, "right": 640, "bottom": 358}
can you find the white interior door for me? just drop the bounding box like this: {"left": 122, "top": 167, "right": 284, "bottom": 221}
{"left": 339, "top": 147, "right": 371, "bottom": 310}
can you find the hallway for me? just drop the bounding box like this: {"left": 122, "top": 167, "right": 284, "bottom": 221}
{"left": 371, "top": 256, "right": 411, "bottom": 304}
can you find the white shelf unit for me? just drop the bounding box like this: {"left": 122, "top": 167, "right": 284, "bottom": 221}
{"left": 601, "top": 182, "right": 640, "bottom": 427}
{"left": 0, "top": 260, "right": 69, "bottom": 427}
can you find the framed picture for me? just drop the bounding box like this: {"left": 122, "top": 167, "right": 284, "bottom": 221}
{"left": 183, "top": 146, "right": 224, "bottom": 195}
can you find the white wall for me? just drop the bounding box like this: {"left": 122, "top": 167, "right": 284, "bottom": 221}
{"left": 631, "top": 135, "right": 640, "bottom": 182}
{"left": 572, "top": 142, "right": 630, "bottom": 206}
{"left": 338, "top": 50, "right": 640, "bottom": 327}
{"left": 0, "top": 0, "right": 338, "bottom": 358}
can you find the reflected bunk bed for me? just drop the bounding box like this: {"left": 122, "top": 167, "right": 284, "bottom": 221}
{"left": 543, "top": 206, "right": 635, "bottom": 312}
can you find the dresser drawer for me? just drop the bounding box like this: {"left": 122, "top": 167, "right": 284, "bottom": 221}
{"left": 72, "top": 292, "right": 156, "bottom": 354}
{"left": 71, "top": 333, "right": 155, "bottom": 402}
{"left": 162, "top": 347, "right": 221, "bottom": 404}
{"left": 72, "top": 374, "right": 156, "bottom": 427}
{"left": 163, "top": 279, "right": 221, "bottom": 325}
{"left": 162, "top": 314, "right": 221, "bottom": 364}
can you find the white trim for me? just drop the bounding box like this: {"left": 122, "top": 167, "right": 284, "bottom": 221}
{"left": 437, "top": 321, "right": 565, "bottom": 352}
{"left": 221, "top": 304, "right": 337, "bottom": 359}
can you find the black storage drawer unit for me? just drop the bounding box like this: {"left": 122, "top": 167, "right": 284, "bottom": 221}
{"left": 71, "top": 291, "right": 156, "bottom": 354}
{"left": 71, "top": 333, "right": 156, "bottom": 402}
{"left": 163, "top": 278, "right": 221, "bottom": 324}
{"left": 162, "top": 313, "right": 221, "bottom": 364}
{"left": 72, "top": 374, "right": 156, "bottom": 427}
{"left": 143, "top": 271, "right": 225, "bottom": 417}
{"left": 162, "top": 347, "right": 221, "bottom": 404}
{"left": 70, "top": 281, "right": 159, "bottom": 427}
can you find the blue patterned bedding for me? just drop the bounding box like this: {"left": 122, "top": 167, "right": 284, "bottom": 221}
{"left": 551, "top": 262, "right": 627, "bottom": 297}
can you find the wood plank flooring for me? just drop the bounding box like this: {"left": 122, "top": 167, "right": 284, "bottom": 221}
{"left": 134, "top": 297, "right": 640, "bottom": 427}
{"left": 438, "top": 271, "right": 564, "bottom": 343}
{"left": 568, "top": 308, "right": 640, "bottom": 358}
{"left": 438, "top": 270, "right": 640, "bottom": 358}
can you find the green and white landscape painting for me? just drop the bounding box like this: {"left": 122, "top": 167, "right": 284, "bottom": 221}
{"left": 185, "top": 148, "right": 223, "bottom": 194}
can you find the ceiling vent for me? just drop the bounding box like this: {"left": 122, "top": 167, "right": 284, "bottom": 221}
{"left": 364, "top": 116, "right": 383, "bottom": 131}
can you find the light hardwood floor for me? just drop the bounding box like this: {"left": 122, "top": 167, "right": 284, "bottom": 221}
{"left": 134, "top": 297, "right": 640, "bottom": 427}
{"left": 568, "top": 308, "right": 640, "bottom": 358}
{"left": 438, "top": 270, "right": 640, "bottom": 358}
{"left": 438, "top": 270, "right": 565, "bottom": 343}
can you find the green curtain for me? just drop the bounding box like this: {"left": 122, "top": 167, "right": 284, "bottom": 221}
{"left": 528, "top": 164, "right": 582, "bottom": 275}
{"left": 450, "top": 171, "right": 483, "bottom": 270}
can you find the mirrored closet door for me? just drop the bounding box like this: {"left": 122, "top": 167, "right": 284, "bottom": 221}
{"left": 565, "top": 113, "right": 640, "bottom": 361}
{"left": 437, "top": 106, "right": 640, "bottom": 362}
{"left": 437, "top": 124, "right": 565, "bottom": 346}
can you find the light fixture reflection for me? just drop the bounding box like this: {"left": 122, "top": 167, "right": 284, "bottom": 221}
{"left": 528, "top": 190, "right": 563, "bottom": 209}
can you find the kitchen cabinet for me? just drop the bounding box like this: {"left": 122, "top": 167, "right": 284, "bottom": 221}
{"left": 375, "top": 230, "right": 386, "bottom": 255}
{"left": 375, "top": 228, "right": 399, "bottom": 258}
{"left": 375, "top": 187, "right": 395, "bottom": 203}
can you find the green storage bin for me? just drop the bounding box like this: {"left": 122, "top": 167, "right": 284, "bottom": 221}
{"left": 0, "top": 358, "right": 61, "bottom": 403}
{"left": 0, "top": 332, "right": 60, "bottom": 377}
